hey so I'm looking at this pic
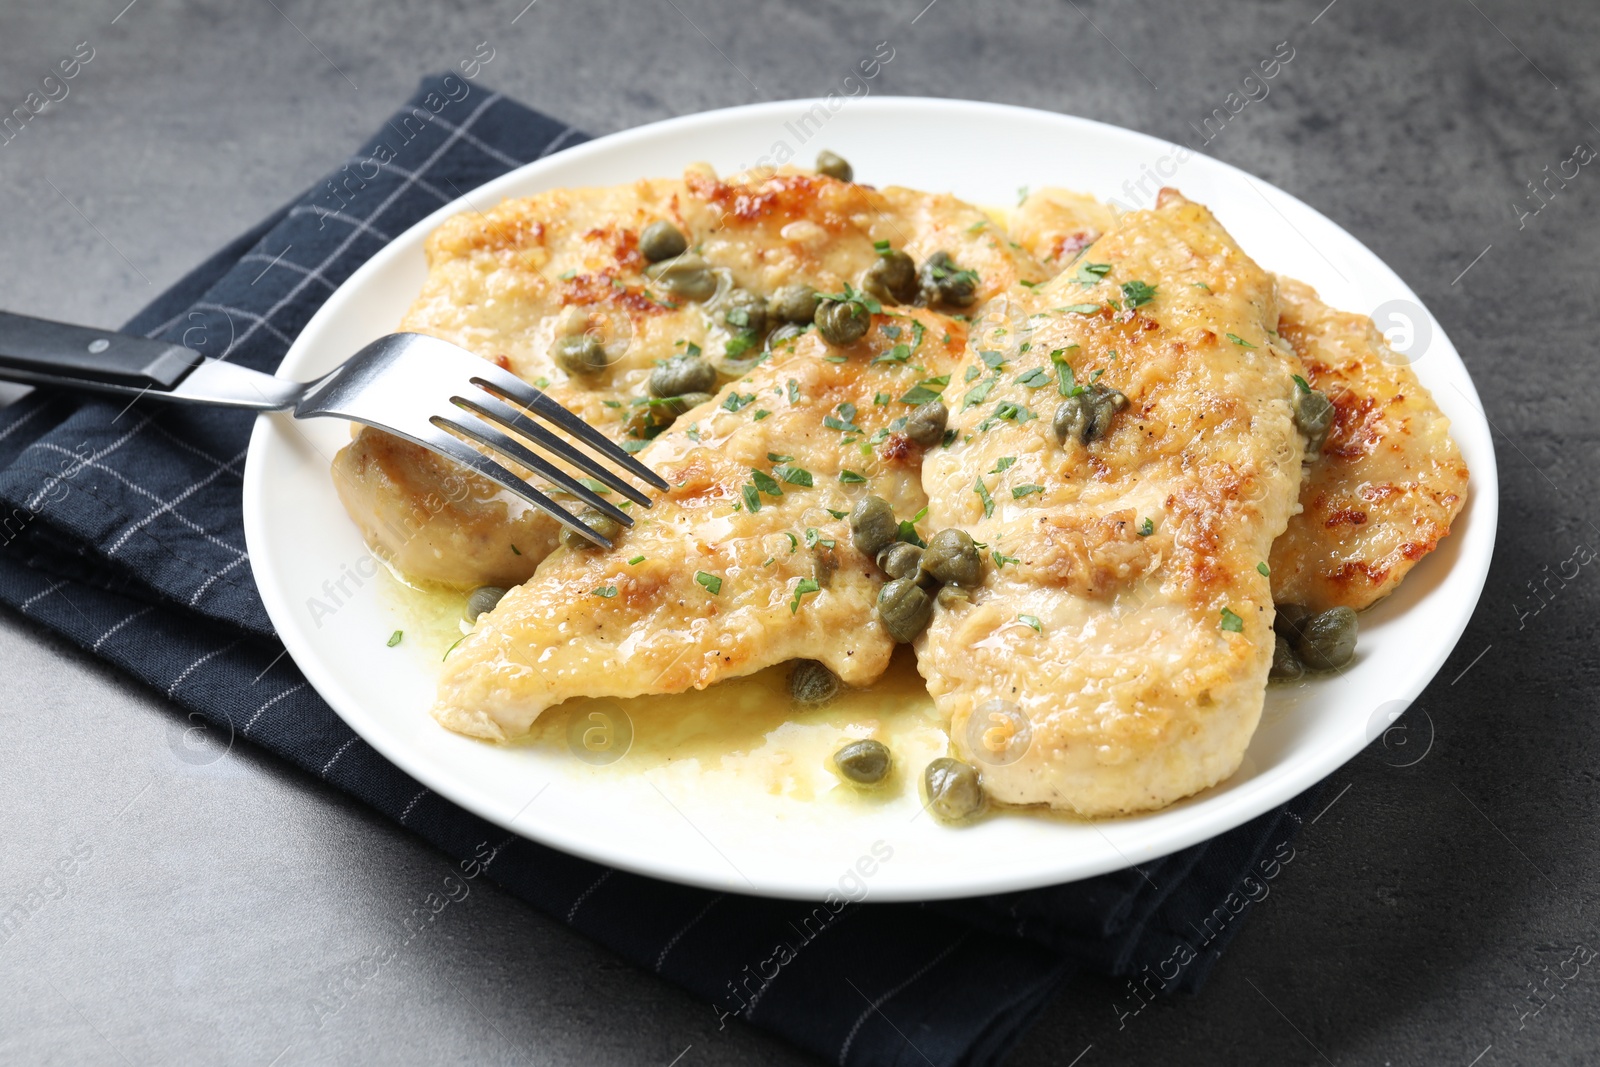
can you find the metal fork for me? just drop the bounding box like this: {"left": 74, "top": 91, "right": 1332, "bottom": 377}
{"left": 0, "top": 310, "right": 667, "bottom": 546}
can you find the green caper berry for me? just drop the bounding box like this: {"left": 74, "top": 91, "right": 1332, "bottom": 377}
{"left": 723, "top": 289, "right": 768, "bottom": 337}
{"left": 834, "top": 739, "right": 891, "bottom": 785}
{"left": 920, "top": 528, "right": 982, "bottom": 587}
{"left": 862, "top": 249, "right": 919, "bottom": 306}
{"left": 649, "top": 356, "right": 718, "bottom": 398}
{"left": 559, "top": 508, "right": 624, "bottom": 550}
{"left": 1295, "top": 606, "right": 1358, "bottom": 671}
{"left": 815, "top": 299, "right": 871, "bottom": 346}
{"left": 924, "top": 757, "right": 984, "bottom": 821}
{"left": 1269, "top": 633, "right": 1305, "bottom": 681}
{"left": 903, "top": 400, "right": 948, "bottom": 447}
{"left": 646, "top": 254, "right": 716, "bottom": 301}
{"left": 1273, "top": 603, "right": 1313, "bottom": 642}
{"left": 876, "top": 541, "right": 923, "bottom": 580}
{"left": 816, "top": 149, "right": 853, "bottom": 182}
{"left": 551, "top": 334, "right": 608, "bottom": 376}
{"left": 463, "top": 585, "right": 507, "bottom": 623}
{"left": 1294, "top": 383, "right": 1335, "bottom": 453}
{"left": 877, "top": 578, "right": 933, "bottom": 643}
{"left": 936, "top": 585, "right": 970, "bottom": 608}
{"left": 1053, "top": 384, "right": 1127, "bottom": 445}
{"left": 919, "top": 251, "right": 977, "bottom": 308}
{"left": 769, "top": 284, "right": 820, "bottom": 325}
{"left": 849, "top": 495, "right": 899, "bottom": 558}
{"left": 789, "top": 659, "right": 842, "bottom": 705}
{"left": 638, "top": 220, "right": 688, "bottom": 262}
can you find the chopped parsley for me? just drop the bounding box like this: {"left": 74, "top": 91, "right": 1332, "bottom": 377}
{"left": 978, "top": 401, "right": 1036, "bottom": 432}
{"left": 774, "top": 464, "right": 813, "bottom": 487}
{"left": 873, "top": 238, "right": 892, "bottom": 254}
{"left": 979, "top": 349, "right": 1008, "bottom": 370}
{"left": 817, "top": 282, "right": 882, "bottom": 315}
{"left": 1018, "top": 614, "right": 1043, "bottom": 633}
{"left": 722, "top": 392, "right": 756, "bottom": 412}
{"left": 990, "top": 456, "right": 1016, "bottom": 473}
{"left": 628, "top": 555, "right": 646, "bottom": 565}
{"left": 621, "top": 440, "right": 650, "bottom": 453}
{"left": 592, "top": 586, "right": 618, "bottom": 598}
{"left": 750, "top": 469, "right": 784, "bottom": 497}
{"left": 1076, "top": 262, "right": 1112, "bottom": 284}
{"left": 1012, "top": 484, "right": 1044, "bottom": 498}
{"left": 786, "top": 379, "right": 801, "bottom": 404}
{"left": 1059, "top": 303, "right": 1102, "bottom": 315}
{"left": 804, "top": 527, "right": 836, "bottom": 549}
{"left": 1292, "top": 374, "right": 1313, "bottom": 393}
{"left": 683, "top": 342, "right": 703, "bottom": 358}
{"left": 974, "top": 477, "right": 995, "bottom": 518}
{"left": 899, "top": 384, "right": 943, "bottom": 405}
{"left": 558, "top": 269, "right": 577, "bottom": 280}
{"left": 789, "top": 577, "right": 820, "bottom": 613}
{"left": 1138, "top": 518, "right": 1154, "bottom": 537}
{"left": 386, "top": 630, "right": 403, "bottom": 647}
{"left": 694, "top": 572, "right": 722, "bottom": 596}
{"left": 872, "top": 343, "right": 912, "bottom": 365}
{"left": 753, "top": 409, "right": 771, "bottom": 421}
{"left": 838, "top": 469, "right": 868, "bottom": 484}
{"left": 1257, "top": 562, "right": 1271, "bottom": 577}
{"left": 826, "top": 508, "right": 849, "bottom": 520}
{"left": 962, "top": 375, "right": 999, "bottom": 410}
{"left": 992, "top": 549, "right": 1020, "bottom": 567}
{"left": 578, "top": 478, "right": 611, "bottom": 495}
{"left": 783, "top": 531, "right": 798, "bottom": 552}
{"left": 1015, "top": 367, "right": 1051, "bottom": 388}
{"left": 768, "top": 452, "right": 793, "bottom": 463}
{"left": 510, "top": 544, "right": 522, "bottom": 556}
{"left": 1219, "top": 607, "right": 1244, "bottom": 633}
{"left": 1120, "top": 280, "right": 1156, "bottom": 308}
{"left": 966, "top": 219, "right": 987, "bottom": 233}
{"left": 874, "top": 391, "right": 891, "bottom": 406}
{"left": 1226, "top": 333, "right": 1256, "bottom": 348}
{"left": 742, "top": 484, "right": 761, "bottom": 512}
{"left": 881, "top": 323, "right": 902, "bottom": 341}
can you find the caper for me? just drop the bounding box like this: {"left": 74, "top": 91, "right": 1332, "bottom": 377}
{"left": 552, "top": 334, "right": 608, "bottom": 376}
{"left": 646, "top": 253, "right": 716, "bottom": 301}
{"left": 815, "top": 298, "right": 871, "bottom": 346}
{"left": 919, "top": 528, "right": 982, "bottom": 588}
{"left": 1273, "top": 603, "right": 1313, "bottom": 642}
{"left": 862, "top": 249, "right": 919, "bottom": 306}
{"left": 924, "top": 757, "right": 984, "bottom": 821}
{"left": 789, "top": 659, "right": 842, "bottom": 705}
{"left": 903, "top": 400, "right": 948, "bottom": 447}
{"left": 877, "top": 578, "right": 933, "bottom": 643}
{"left": 1294, "top": 381, "right": 1335, "bottom": 454}
{"left": 723, "top": 289, "right": 768, "bottom": 337}
{"left": 876, "top": 541, "right": 923, "bottom": 580}
{"left": 558, "top": 508, "right": 624, "bottom": 550}
{"left": 816, "top": 149, "right": 853, "bottom": 182}
{"left": 1295, "top": 606, "right": 1358, "bottom": 671}
{"left": 649, "top": 355, "right": 717, "bottom": 398}
{"left": 463, "top": 585, "right": 507, "bottom": 623}
{"left": 919, "top": 251, "right": 977, "bottom": 308}
{"left": 1269, "top": 633, "right": 1305, "bottom": 681}
{"left": 849, "top": 495, "right": 898, "bottom": 558}
{"left": 1052, "top": 384, "right": 1127, "bottom": 446}
{"left": 769, "top": 284, "right": 820, "bottom": 325}
{"left": 936, "top": 586, "right": 970, "bottom": 608}
{"left": 834, "top": 739, "right": 891, "bottom": 785}
{"left": 639, "top": 220, "right": 687, "bottom": 263}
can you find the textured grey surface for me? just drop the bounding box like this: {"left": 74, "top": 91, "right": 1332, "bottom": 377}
{"left": 0, "top": 0, "right": 1595, "bottom": 1064}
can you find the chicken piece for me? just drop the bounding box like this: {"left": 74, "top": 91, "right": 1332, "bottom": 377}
{"left": 1009, "top": 186, "right": 1469, "bottom": 613}
{"left": 1268, "top": 278, "right": 1468, "bottom": 610}
{"left": 432, "top": 310, "right": 967, "bottom": 741}
{"left": 917, "top": 191, "right": 1306, "bottom": 816}
{"left": 334, "top": 167, "right": 1044, "bottom": 587}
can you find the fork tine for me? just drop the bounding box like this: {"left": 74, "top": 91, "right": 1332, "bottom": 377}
{"left": 456, "top": 393, "right": 651, "bottom": 506}
{"left": 409, "top": 424, "right": 612, "bottom": 548}
{"left": 467, "top": 364, "right": 670, "bottom": 491}
{"left": 437, "top": 412, "right": 633, "bottom": 527}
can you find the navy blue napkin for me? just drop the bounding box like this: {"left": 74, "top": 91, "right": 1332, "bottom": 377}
{"left": 0, "top": 75, "right": 1320, "bottom": 1066}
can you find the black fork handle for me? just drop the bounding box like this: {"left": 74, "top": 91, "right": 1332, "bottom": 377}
{"left": 0, "top": 310, "right": 202, "bottom": 390}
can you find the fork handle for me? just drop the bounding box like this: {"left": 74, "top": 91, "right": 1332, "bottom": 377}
{"left": 0, "top": 310, "right": 202, "bottom": 391}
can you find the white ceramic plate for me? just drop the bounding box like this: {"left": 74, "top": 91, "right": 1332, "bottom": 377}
{"left": 243, "top": 97, "right": 1497, "bottom": 901}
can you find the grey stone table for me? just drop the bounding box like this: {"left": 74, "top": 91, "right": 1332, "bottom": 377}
{"left": 2, "top": 0, "right": 1595, "bottom": 1063}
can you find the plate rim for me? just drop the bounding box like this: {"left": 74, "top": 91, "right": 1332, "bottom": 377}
{"left": 242, "top": 95, "right": 1499, "bottom": 900}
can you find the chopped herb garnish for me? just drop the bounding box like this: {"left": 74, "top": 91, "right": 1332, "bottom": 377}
{"left": 695, "top": 571, "right": 722, "bottom": 595}
{"left": 510, "top": 544, "right": 522, "bottom": 556}
{"left": 1226, "top": 333, "right": 1257, "bottom": 348}
{"left": 1121, "top": 280, "right": 1156, "bottom": 308}
{"left": 873, "top": 238, "right": 892, "bottom": 254}
{"left": 1292, "top": 374, "right": 1313, "bottom": 393}
{"left": 1219, "top": 607, "right": 1244, "bottom": 633}
{"left": 742, "top": 484, "right": 761, "bottom": 512}
{"left": 899, "top": 384, "right": 944, "bottom": 405}
{"left": 684, "top": 342, "right": 703, "bottom": 358}
{"left": 1138, "top": 518, "right": 1154, "bottom": 537}
{"left": 534, "top": 376, "right": 551, "bottom": 388}
{"left": 773, "top": 464, "right": 813, "bottom": 487}
{"left": 751, "top": 469, "right": 784, "bottom": 497}
{"left": 1076, "top": 262, "right": 1112, "bottom": 284}
{"left": 871, "top": 342, "right": 912, "bottom": 365}
{"left": 978, "top": 401, "right": 1036, "bottom": 432}
{"left": 974, "top": 477, "right": 995, "bottom": 518}
{"left": 874, "top": 391, "right": 891, "bottom": 406}
{"left": 601, "top": 399, "right": 622, "bottom": 409}
{"left": 441, "top": 636, "right": 465, "bottom": 661}
{"left": 966, "top": 219, "right": 987, "bottom": 233}
{"left": 558, "top": 269, "right": 577, "bottom": 280}
{"left": 786, "top": 379, "right": 801, "bottom": 404}
{"left": 789, "top": 577, "right": 820, "bottom": 614}
{"left": 387, "top": 630, "right": 403, "bottom": 647}
{"left": 628, "top": 555, "right": 646, "bottom": 565}
{"left": 1018, "top": 614, "right": 1042, "bottom": 633}
{"left": 823, "top": 354, "right": 848, "bottom": 364}
{"left": 722, "top": 392, "right": 755, "bottom": 412}
{"left": 992, "top": 549, "right": 1020, "bottom": 567}
{"left": 1012, "top": 484, "right": 1044, "bottom": 499}
{"left": 804, "top": 527, "right": 836, "bottom": 549}
{"left": 578, "top": 478, "right": 611, "bottom": 495}
{"left": 1019, "top": 279, "right": 1039, "bottom": 288}
{"left": 817, "top": 282, "right": 883, "bottom": 315}
{"left": 1015, "top": 367, "right": 1051, "bottom": 388}
{"left": 962, "top": 375, "right": 999, "bottom": 410}
{"left": 881, "top": 323, "right": 902, "bottom": 341}
{"left": 825, "top": 507, "right": 849, "bottom": 520}
{"left": 768, "top": 452, "right": 794, "bottom": 463}
{"left": 838, "top": 469, "right": 868, "bottom": 484}
{"left": 1059, "top": 303, "right": 1102, "bottom": 315}
{"left": 979, "top": 349, "right": 1008, "bottom": 370}
{"left": 725, "top": 331, "right": 759, "bottom": 359}
{"left": 621, "top": 440, "right": 650, "bottom": 453}
{"left": 1052, "top": 349, "right": 1082, "bottom": 397}
{"left": 1257, "top": 562, "right": 1271, "bottom": 577}
{"left": 1192, "top": 282, "right": 1211, "bottom": 292}
{"left": 685, "top": 424, "right": 701, "bottom": 442}
{"left": 753, "top": 409, "right": 771, "bottom": 421}
{"left": 783, "top": 531, "right": 799, "bottom": 552}
{"left": 593, "top": 586, "right": 618, "bottom": 598}
{"left": 991, "top": 457, "right": 1016, "bottom": 473}
{"left": 964, "top": 364, "right": 981, "bottom": 383}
